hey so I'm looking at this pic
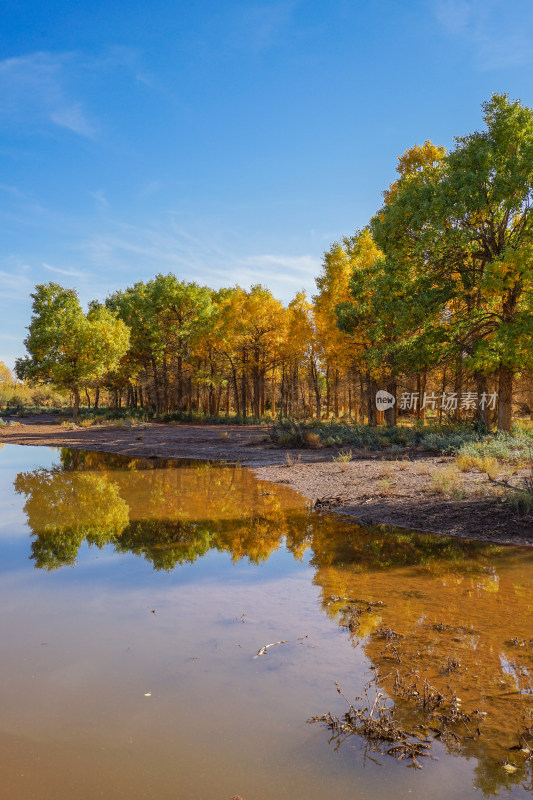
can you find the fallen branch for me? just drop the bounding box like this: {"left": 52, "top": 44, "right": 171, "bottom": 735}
{"left": 254, "top": 640, "right": 289, "bottom": 658}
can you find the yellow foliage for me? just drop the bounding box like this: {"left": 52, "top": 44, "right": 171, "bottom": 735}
{"left": 456, "top": 454, "right": 499, "bottom": 479}
{"left": 383, "top": 140, "right": 446, "bottom": 204}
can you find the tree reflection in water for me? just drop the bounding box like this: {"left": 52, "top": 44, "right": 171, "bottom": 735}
{"left": 15, "top": 448, "right": 308, "bottom": 570}
{"left": 14, "top": 469, "right": 129, "bottom": 569}
{"left": 14, "top": 448, "right": 533, "bottom": 795}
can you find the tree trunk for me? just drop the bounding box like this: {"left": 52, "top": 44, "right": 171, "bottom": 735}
{"left": 385, "top": 377, "right": 397, "bottom": 427}
{"left": 177, "top": 355, "right": 183, "bottom": 411}
{"left": 416, "top": 373, "right": 426, "bottom": 421}
{"left": 498, "top": 365, "right": 513, "bottom": 432}
{"left": 260, "top": 372, "right": 265, "bottom": 416}
{"left": 162, "top": 357, "right": 169, "bottom": 414}
{"left": 232, "top": 366, "right": 240, "bottom": 416}
{"left": 152, "top": 359, "right": 161, "bottom": 415}
{"left": 72, "top": 386, "right": 80, "bottom": 420}
{"left": 438, "top": 370, "right": 446, "bottom": 424}
{"left": 366, "top": 373, "right": 377, "bottom": 426}
{"left": 474, "top": 371, "right": 490, "bottom": 428}
{"left": 241, "top": 350, "right": 247, "bottom": 420}
{"left": 453, "top": 355, "right": 463, "bottom": 421}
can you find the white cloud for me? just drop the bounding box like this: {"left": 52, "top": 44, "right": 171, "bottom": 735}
{"left": 43, "top": 262, "right": 88, "bottom": 279}
{"left": 0, "top": 48, "right": 143, "bottom": 139}
{"left": 0, "top": 333, "right": 22, "bottom": 341}
{"left": 434, "top": 0, "right": 533, "bottom": 69}
{"left": 89, "top": 189, "right": 109, "bottom": 208}
{"left": 73, "top": 220, "right": 318, "bottom": 302}
{"left": 0, "top": 266, "right": 32, "bottom": 298}
{"left": 238, "top": 2, "right": 297, "bottom": 53}
{"left": 137, "top": 181, "right": 163, "bottom": 199}
{"left": 50, "top": 104, "right": 97, "bottom": 138}
{"left": 0, "top": 184, "right": 27, "bottom": 199}
{"left": 244, "top": 254, "right": 320, "bottom": 273}
{"left": 0, "top": 51, "right": 97, "bottom": 137}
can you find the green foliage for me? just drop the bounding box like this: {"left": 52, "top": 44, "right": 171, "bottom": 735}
{"left": 15, "top": 283, "right": 130, "bottom": 416}
{"left": 365, "top": 94, "right": 533, "bottom": 431}
{"left": 270, "top": 419, "right": 483, "bottom": 453}
{"left": 457, "top": 427, "right": 533, "bottom": 463}
{"left": 14, "top": 469, "right": 130, "bottom": 570}
{"left": 106, "top": 274, "right": 215, "bottom": 414}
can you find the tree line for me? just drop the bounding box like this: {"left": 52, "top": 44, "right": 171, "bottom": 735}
{"left": 14, "top": 94, "right": 533, "bottom": 430}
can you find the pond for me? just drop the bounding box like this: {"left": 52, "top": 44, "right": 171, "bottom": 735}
{"left": 1, "top": 443, "right": 533, "bottom": 799}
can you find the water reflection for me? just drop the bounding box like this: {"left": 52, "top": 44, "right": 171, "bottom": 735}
{"left": 13, "top": 448, "right": 533, "bottom": 795}
{"left": 309, "top": 527, "right": 533, "bottom": 795}
{"left": 15, "top": 449, "right": 308, "bottom": 569}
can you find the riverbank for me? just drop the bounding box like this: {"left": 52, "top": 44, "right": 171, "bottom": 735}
{"left": 1, "top": 417, "right": 531, "bottom": 545}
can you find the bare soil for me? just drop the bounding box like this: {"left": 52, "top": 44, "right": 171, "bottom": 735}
{"left": 1, "top": 416, "right": 532, "bottom": 545}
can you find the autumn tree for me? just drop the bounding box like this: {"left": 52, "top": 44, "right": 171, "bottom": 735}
{"left": 16, "top": 283, "right": 130, "bottom": 418}
{"left": 372, "top": 96, "right": 533, "bottom": 430}
{"left": 216, "top": 286, "right": 286, "bottom": 419}
{"left": 284, "top": 292, "right": 323, "bottom": 418}
{"left": 107, "top": 275, "right": 214, "bottom": 413}
{"left": 314, "top": 239, "right": 361, "bottom": 418}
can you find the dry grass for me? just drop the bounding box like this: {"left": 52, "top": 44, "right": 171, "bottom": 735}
{"left": 304, "top": 431, "right": 322, "bottom": 448}
{"left": 393, "top": 459, "right": 410, "bottom": 471}
{"left": 431, "top": 465, "right": 464, "bottom": 498}
{"left": 412, "top": 462, "right": 432, "bottom": 476}
{"left": 456, "top": 453, "right": 499, "bottom": 480}
{"left": 332, "top": 448, "right": 353, "bottom": 463}
{"left": 377, "top": 477, "right": 395, "bottom": 497}
{"left": 376, "top": 463, "right": 394, "bottom": 479}
{"left": 308, "top": 678, "right": 434, "bottom": 769}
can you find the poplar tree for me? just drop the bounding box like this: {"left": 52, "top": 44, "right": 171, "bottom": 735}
{"left": 15, "top": 283, "right": 130, "bottom": 418}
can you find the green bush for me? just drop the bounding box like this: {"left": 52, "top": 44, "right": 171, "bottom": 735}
{"left": 456, "top": 427, "right": 533, "bottom": 463}
{"left": 269, "top": 418, "right": 483, "bottom": 452}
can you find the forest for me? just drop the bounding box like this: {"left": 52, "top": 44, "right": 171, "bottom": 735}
{"left": 11, "top": 94, "right": 533, "bottom": 432}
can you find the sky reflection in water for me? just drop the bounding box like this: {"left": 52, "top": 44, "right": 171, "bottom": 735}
{"left": 1, "top": 444, "right": 533, "bottom": 800}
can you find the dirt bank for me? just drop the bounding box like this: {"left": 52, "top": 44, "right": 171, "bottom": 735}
{"left": 1, "top": 417, "right": 532, "bottom": 545}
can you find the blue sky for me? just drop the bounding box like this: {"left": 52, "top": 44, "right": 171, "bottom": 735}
{"left": 2, "top": 0, "right": 533, "bottom": 370}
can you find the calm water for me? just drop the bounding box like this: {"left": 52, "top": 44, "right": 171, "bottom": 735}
{"left": 1, "top": 443, "right": 533, "bottom": 799}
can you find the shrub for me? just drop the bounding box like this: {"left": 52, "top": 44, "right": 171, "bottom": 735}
{"left": 332, "top": 448, "right": 353, "bottom": 463}
{"left": 456, "top": 454, "right": 499, "bottom": 479}
{"left": 431, "top": 466, "right": 464, "bottom": 498}
{"left": 268, "top": 419, "right": 484, "bottom": 452}
{"left": 303, "top": 431, "right": 321, "bottom": 448}
{"left": 456, "top": 428, "right": 533, "bottom": 464}
{"left": 494, "top": 457, "right": 533, "bottom": 515}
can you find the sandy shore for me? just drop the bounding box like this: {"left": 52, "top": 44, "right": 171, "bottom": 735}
{"left": 1, "top": 416, "right": 532, "bottom": 545}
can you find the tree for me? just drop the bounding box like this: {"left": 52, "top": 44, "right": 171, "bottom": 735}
{"left": 439, "top": 94, "right": 533, "bottom": 430}
{"left": 284, "top": 292, "right": 323, "bottom": 418}
{"left": 107, "top": 275, "right": 214, "bottom": 414}
{"left": 372, "top": 97, "right": 533, "bottom": 430}
{"left": 15, "top": 467, "right": 129, "bottom": 569}
{"left": 216, "top": 286, "right": 286, "bottom": 419}
{"left": 0, "top": 362, "right": 13, "bottom": 385}
{"left": 16, "top": 283, "right": 130, "bottom": 418}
